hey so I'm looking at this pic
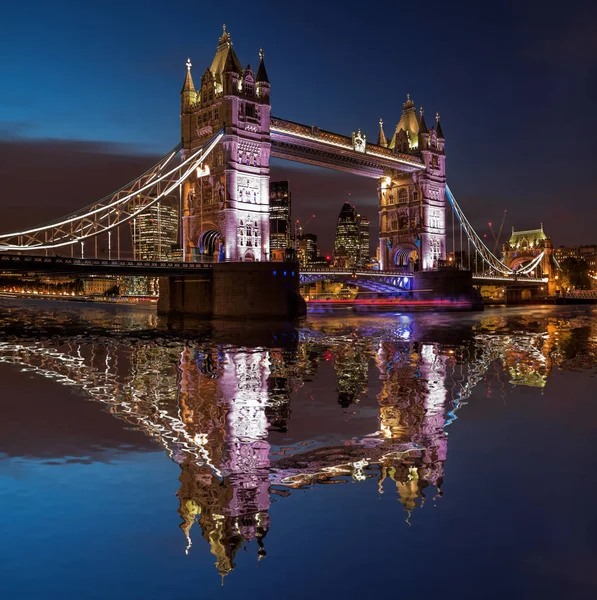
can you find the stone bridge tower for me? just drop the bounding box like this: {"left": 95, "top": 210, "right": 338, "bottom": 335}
{"left": 502, "top": 225, "right": 557, "bottom": 294}
{"left": 180, "top": 26, "right": 271, "bottom": 262}
{"left": 378, "top": 96, "right": 446, "bottom": 271}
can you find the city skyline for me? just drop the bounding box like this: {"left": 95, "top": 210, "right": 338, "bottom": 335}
{"left": 1, "top": 1, "right": 596, "bottom": 254}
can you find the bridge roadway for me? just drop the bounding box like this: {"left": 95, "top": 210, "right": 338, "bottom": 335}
{"left": 300, "top": 267, "right": 547, "bottom": 290}
{"left": 0, "top": 255, "right": 547, "bottom": 290}
{"left": 0, "top": 254, "right": 213, "bottom": 276}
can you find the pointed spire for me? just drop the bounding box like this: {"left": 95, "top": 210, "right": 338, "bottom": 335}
{"left": 181, "top": 57, "right": 195, "bottom": 93}
{"left": 435, "top": 112, "right": 444, "bottom": 138}
{"left": 256, "top": 48, "right": 269, "bottom": 83}
{"left": 219, "top": 23, "right": 231, "bottom": 47}
{"left": 404, "top": 92, "right": 415, "bottom": 110}
{"left": 222, "top": 47, "right": 241, "bottom": 73}
{"left": 377, "top": 118, "right": 387, "bottom": 147}
{"left": 419, "top": 106, "right": 428, "bottom": 134}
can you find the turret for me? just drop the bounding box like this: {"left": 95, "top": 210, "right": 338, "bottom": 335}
{"left": 222, "top": 50, "right": 240, "bottom": 96}
{"left": 418, "top": 107, "right": 429, "bottom": 150}
{"left": 434, "top": 112, "right": 444, "bottom": 140}
{"left": 180, "top": 58, "right": 196, "bottom": 146}
{"left": 256, "top": 49, "right": 270, "bottom": 104}
{"left": 390, "top": 93, "right": 420, "bottom": 151}
{"left": 377, "top": 118, "right": 388, "bottom": 147}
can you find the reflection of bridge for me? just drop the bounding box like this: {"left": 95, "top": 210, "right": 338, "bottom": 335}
{"left": 0, "top": 26, "right": 558, "bottom": 314}
{"left": 0, "top": 310, "right": 565, "bottom": 576}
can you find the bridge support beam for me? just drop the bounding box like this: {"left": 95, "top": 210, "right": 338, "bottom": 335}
{"left": 158, "top": 262, "right": 306, "bottom": 319}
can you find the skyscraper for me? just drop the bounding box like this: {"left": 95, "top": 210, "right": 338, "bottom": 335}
{"left": 334, "top": 202, "right": 361, "bottom": 268}
{"left": 131, "top": 199, "right": 179, "bottom": 260}
{"left": 269, "top": 181, "right": 292, "bottom": 256}
{"left": 297, "top": 233, "right": 318, "bottom": 266}
{"left": 358, "top": 215, "right": 370, "bottom": 266}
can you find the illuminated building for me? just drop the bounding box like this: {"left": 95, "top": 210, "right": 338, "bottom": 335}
{"left": 269, "top": 181, "right": 292, "bottom": 254}
{"left": 297, "top": 233, "right": 318, "bottom": 266}
{"left": 180, "top": 27, "right": 271, "bottom": 262}
{"left": 334, "top": 202, "right": 361, "bottom": 268}
{"left": 131, "top": 199, "right": 179, "bottom": 260}
{"left": 358, "top": 214, "right": 370, "bottom": 266}
{"left": 377, "top": 99, "right": 446, "bottom": 270}
{"left": 555, "top": 245, "right": 597, "bottom": 271}
{"left": 81, "top": 276, "right": 118, "bottom": 296}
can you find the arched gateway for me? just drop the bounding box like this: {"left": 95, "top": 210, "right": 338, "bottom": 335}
{"left": 180, "top": 27, "right": 447, "bottom": 269}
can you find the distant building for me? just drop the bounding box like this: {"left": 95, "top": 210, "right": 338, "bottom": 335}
{"left": 131, "top": 199, "right": 179, "bottom": 260}
{"left": 269, "top": 181, "right": 292, "bottom": 254}
{"left": 334, "top": 202, "right": 369, "bottom": 268}
{"left": 358, "top": 215, "right": 370, "bottom": 266}
{"left": 555, "top": 245, "right": 597, "bottom": 271}
{"left": 82, "top": 276, "right": 118, "bottom": 296}
{"left": 297, "top": 233, "right": 318, "bottom": 266}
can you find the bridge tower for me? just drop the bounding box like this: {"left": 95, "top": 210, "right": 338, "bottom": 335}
{"left": 502, "top": 225, "right": 557, "bottom": 294}
{"left": 180, "top": 26, "right": 271, "bottom": 262}
{"left": 378, "top": 97, "right": 446, "bottom": 270}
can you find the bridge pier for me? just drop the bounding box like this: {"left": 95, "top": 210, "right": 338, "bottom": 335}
{"left": 413, "top": 269, "right": 483, "bottom": 310}
{"left": 158, "top": 262, "right": 306, "bottom": 319}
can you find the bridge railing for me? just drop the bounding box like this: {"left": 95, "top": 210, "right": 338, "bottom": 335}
{"left": 0, "top": 254, "right": 214, "bottom": 270}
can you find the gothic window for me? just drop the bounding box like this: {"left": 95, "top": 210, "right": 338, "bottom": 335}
{"left": 431, "top": 155, "right": 439, "bottom": 168}
{"left": 246, "top": 104, "right": 256, "bottom": 119}
{"left": 214, "top": 108, "right": 219, "bottom": 121}
{"left": 253, "top": 192, "right": 257, "bottom": 203}
{"left": 391, "top": 219, "right": 398, "bottom": 230}
{"left": 399, "top": 216, "right": 409, "bottom": 230}
{"left": 253, "top": 153, "right": 258, "bottom": 166}
{"left": 245, "top": 83, "right": 254, "bottom": 96}
{"left": 388, "top": 193, "right": 395, "bottom": 205}
{"left": 413, "top": 191, "right": 419, "bottom": 202}
{"left": 398, "top": 188, "right": 408, "bottom": 203}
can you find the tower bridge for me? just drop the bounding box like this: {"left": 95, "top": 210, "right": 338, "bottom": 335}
{"left": 0, "top": 26, "right": 558, "bottom": 315}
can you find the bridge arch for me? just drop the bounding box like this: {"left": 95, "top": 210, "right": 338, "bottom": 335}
{"left": 198, "top": 229, "right": 221, "bottom": 257}
{"left": 392, "top": 244, "right": 419, "bottom": 269}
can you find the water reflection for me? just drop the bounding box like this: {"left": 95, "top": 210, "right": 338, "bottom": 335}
{"left": 0, "top": 301, "right": 596, "bottom": 578}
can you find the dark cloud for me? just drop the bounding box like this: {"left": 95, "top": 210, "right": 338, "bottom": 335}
{"left": 0, "top": 136, "right": 160, "bottom": 236}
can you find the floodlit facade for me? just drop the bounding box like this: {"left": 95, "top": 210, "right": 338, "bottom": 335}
{"left": 377, "top": 97, "right": 446, "bottom": 270}
{"left": 180, "top": 26, "right": 271, "bottom": 262}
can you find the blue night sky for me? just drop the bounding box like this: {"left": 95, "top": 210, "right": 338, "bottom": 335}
{"left": 1, "top": 0, "right": 596, "bottom": 251}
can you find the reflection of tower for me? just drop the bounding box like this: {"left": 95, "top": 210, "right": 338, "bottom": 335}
{"left": 375, "top": 340, "right": 448, "bottom": 514}
{"left": 174, "top": 345, "right": 294, "bottom": 577}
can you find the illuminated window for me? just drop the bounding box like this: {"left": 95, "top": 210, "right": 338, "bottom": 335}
{"left": 398, "top": 188, "right": 408, "bottom": 203}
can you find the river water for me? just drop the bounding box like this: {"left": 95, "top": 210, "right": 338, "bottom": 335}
{"left": 0, "top": 298, "right": 596, "bottom": 599}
